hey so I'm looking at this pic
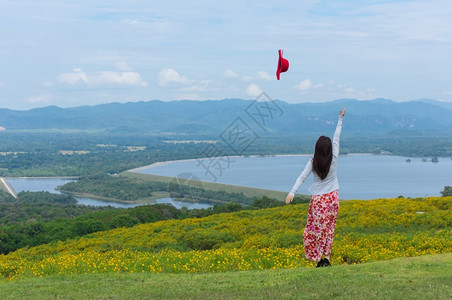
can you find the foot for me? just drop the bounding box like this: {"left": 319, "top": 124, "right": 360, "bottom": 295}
{"left": 316, "top": 258, "right": 325, "bottom": 268}
{"left": 322, "top": 258, "right": 331, "bottom": 267}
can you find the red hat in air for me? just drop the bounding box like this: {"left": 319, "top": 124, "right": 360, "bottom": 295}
{"left": 276, "top": 49, "right": 289, "bottom": 80}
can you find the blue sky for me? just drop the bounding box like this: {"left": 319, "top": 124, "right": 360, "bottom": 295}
{"left": 1, "top": 0, "right": 452, "bottom": 110}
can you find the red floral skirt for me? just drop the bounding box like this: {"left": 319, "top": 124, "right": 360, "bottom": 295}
{"left": 303, "top": 190, "right": 339, "bottom": 262}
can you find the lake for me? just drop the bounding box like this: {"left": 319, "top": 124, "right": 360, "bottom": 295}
{"left": 6, "top": 178, "right": 212, "bottom": 209}
{"left": 134, "top": 155, "right": 452, "bottom": 200}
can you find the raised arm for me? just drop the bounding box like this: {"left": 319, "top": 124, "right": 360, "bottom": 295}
{"left": 332, "top": 107, "right": 345, "bottom": 158}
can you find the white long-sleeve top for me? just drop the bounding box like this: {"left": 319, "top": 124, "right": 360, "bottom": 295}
{"left": 289, "top": 116, "right": 343, "bottom": 196}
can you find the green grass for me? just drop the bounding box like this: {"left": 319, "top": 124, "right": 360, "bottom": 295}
{"left": 1, "top": 253, "right": 451, "bottom": 299}
{"left": 122, "top": 171, "right": 294, "bottom": 201}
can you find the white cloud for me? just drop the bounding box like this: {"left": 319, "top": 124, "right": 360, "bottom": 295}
{"left": 95, "top": 71, "right": 148, "bottom": 86}
{"left": 257, "top": 71, "right": 273, "bottom": 81}
{"left": 58, "top": 68, "right": 148, "bottom": 87}
{"left": 224, "top": 69, "right": 272, "bottom": 81}
{"left": 58, "top": 68, "right": 88, "bottom": 84}
{"left": 3, "top": 1, "right": 451, "bottom": 108}
{"left": 0, "top": 82, "right": 4, "bottom": 87}
{"left": 295, "top": 79, "right": 313, "bottom": 91}
{"left": 114, "top": 61, "right": 133, "bottom": 71}
{"left": 246, "top": 83, "right": 262, "bottom": 97}
{"left": 27, "top": 94, "right": 53, "bottom": 104}
{"left": 224, "top": 69, "right": 239, "bottom": 78}
{"left": 182, "top": 80, "right": 212, "bottom": 92}
{"left": 158, "top": 68, "right": 190, "bottom": 86}
{"left": 345, "top": 87, "right": 355, "bottom": 93}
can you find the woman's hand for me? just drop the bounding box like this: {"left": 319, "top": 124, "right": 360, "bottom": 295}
{"left": 339, "top": 107, "right": 346, "bottom": 118}
{"left": 285, "top": 194, "right": 294, "bottom": 204}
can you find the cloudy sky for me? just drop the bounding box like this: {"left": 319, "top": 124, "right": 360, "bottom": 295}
{"left": 1, "top": 0, "right": 452, "bottom": 110}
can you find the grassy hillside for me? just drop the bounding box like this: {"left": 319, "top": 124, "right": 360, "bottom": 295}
{"left": 1, "top": 196, "right": 450, "bottom": 280}
{"left": 0, "top": 253, "right": 451, "bottom": 299}
{"left": 122, "top": 171, "right": 292, "bottom": 201}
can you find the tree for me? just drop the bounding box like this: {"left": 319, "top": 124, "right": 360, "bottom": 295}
{"left": 440, "top": 186, "right": 452, "bottom": 197}
{"left": 109, "top": 215, "right": 139, "bottom": 228}
{"left": 252, "top": 196, "right": 284, "bottom": 209}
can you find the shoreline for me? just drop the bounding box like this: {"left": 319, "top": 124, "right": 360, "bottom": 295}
{"left": 58, "top": 190, "right": 146, "bottom": 204}
{"left": 6, "top": 153, "right": 449, "bottom": 204}
{"left": 127, "top": 153, "right": 376, "bottom": 172}
{"left": 128, "top": 159, "right": 198, "bottom": 172}
{"left": 6, "top": 176, "right": 78, "bottom": 180}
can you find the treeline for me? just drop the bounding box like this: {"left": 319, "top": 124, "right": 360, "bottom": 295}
{"left": 0, "top": 133, "right": 209, "bottom": 177}
{"left": 0, "top": 191, "right": 107, "bottom": 225}
{"left": 1, "top": 132, "right": 452, "bottom": 177}
{"left": 0, "top": 194, "right": 309, "bottom": 255}
{"left": 0, "top": 203, "right": 179, "bottom": 254}
{"left": 60, "top": 174, "right": 259, "bottom": 205}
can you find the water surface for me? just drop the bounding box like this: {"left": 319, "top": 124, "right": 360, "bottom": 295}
{"left": 6, "top": 178, "right": 212, "bottom": 209}
{"left": 135, "top": 155, "right": 452, "bottom": 200}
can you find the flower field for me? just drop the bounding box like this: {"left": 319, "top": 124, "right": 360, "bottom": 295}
{"left": 1, "top": 196, "right": 451, "bottom": 280}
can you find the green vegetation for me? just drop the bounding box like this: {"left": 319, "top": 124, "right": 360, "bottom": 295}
{"left": 441, "top": 186, "right": 452, "bottom": 197}
{"left": 0, "top": 253, "right": 451, "bottom": 299}
{"left": 1, "top": 132, "right": 452, "bottom": 177}
{"left": 0, "top": 133, "right": 209, "bottom": 177}
{"left": 0, "top": 203, "right": 182, "bottom": 255}
{"left": 339, "top": 135, "right": 452, "bottom": 157}
{"left": 123, "top": 172, "right": 292, "bottom": 201}
{"left": 1, "top": 197, "right": 450, "bottom": 280}
{"left": 0, "top": 191, "right": 300, "bottom": 255}
{"left": 59, "top": 173, "right": 262, "bottom": 205}
{"left": 59, "top": 172, "right": 302, "bottom": 205}
{"left": 0, "top": 191, "right": 107, "bottom": 225}
{"left": 0, "top": 101, "right": 450, "bottom": 297}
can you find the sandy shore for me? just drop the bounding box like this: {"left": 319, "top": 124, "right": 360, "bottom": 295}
{"left": 127, "top": 159, "right": 196, "bottom": 172}
{"left": 128, "top": 155, "right": 299, "bottom": 172}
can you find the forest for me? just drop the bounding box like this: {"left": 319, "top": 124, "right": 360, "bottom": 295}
{"left": 59, "top": 174, "right": 261, "bottom": 205}
{"left": 0, "top": 188, "right": 308, "bottom": 255}
{"left": 1, "top": 131, "right": 452, "bottom": 177}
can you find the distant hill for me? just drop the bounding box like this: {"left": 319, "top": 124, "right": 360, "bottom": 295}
{"left": 1, "top": 98, "right": 452, "bottom": 136}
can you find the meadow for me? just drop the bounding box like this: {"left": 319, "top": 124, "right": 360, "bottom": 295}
{"left": 0, "top": 196, "right": 451, "bottom": 280}
{"left": 1, "top": 253, "right": 451, "bottom": 299}
{"left": 122, "top": 171, "right": 291, "bottom": 201}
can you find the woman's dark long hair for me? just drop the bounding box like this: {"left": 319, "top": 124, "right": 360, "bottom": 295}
{"left": 312, "top": 136, "right": 333, "bottom": 180}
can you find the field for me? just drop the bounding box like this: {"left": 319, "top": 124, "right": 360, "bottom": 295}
{"left": 122, "top": 171, "right": 292, "bottom": 200}
{"left": 1, "top": 196, "right": 451, "bottom": 281}
{"left": 0, "top": 253, "right": 451, "bottom": 299}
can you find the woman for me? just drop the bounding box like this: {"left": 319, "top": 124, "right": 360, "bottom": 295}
{"left": 285, "top": 107, "right": 345, "bottom": 268}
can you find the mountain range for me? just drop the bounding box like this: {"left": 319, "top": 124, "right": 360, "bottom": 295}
{"left": 1, "top": 98, "right": 452, "bottom": 136}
